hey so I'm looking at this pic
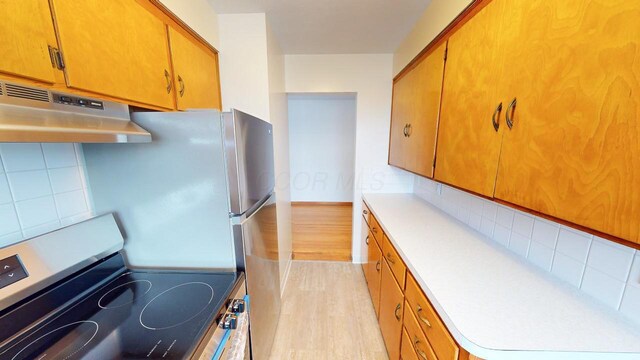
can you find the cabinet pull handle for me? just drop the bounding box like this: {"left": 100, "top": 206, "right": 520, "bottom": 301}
{"left": 414, "top": 336, "right": 429, "bottom": 360}
{"left": 178, "top": 75, "right": 185, "bottom": 97}
{"left": 164, "top": 70, "right": 172, "bottom": 93}
{"left": 491, "top": 102, "right": 502, "bottom": 132}
{"left": 416, "top": 305, "right": 432, "bottom": 327}
{"left": 363, "top": 209, "right": 369, "bottom": 215}
{"left": 386, "top": 252, "right": 396, "bottom": 264}
{"left": 403, "top": 124, "right": 408, "bottom": 137}
{"left": 394, "top": 303, "right": 402, "bottom": 320}
{"left": 372, "top": 227, "right": 378, "bottom": 234}
{"left": 365, "top": 235, "right": 370, "bottom": 245}
{"left": 375, "top": 260, "right": 381, "bottom": 272}
{"left": 505, "top": 97, "right": 517, "bottom": 129}
{"left": 406, "top": 123, "right": 412, "bottom": 137}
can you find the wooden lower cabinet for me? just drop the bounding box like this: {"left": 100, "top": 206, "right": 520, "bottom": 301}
{"left": 401, "top": 328, "right": 421, "bottom": 360}
{"left": 365, "top": 231, "right": 383, "bottom": 317}
{"left": 379, "top": 260, "right": 405, "bottom": 360}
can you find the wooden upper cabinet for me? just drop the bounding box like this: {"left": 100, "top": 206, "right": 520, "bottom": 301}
{"left": 434, "top": 0, "right": 507, "bottom": 197}
{"left": 493, "top": 0, "right": 640, "bottom": 243}
{"left": 168, "top": 27, "right": 221, "bottom": 110}
{"left": 389, "top": 42, "right": 447, "bottom": 178}
{"left": 49, "top": 0, "right": 174, "bottom": 109}
{"left": 0, "top": 0, "right": 59, "bottom": 83}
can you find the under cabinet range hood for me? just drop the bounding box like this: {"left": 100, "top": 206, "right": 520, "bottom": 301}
{"left": 0, "top": 82, "right": 151, "bottom": 143}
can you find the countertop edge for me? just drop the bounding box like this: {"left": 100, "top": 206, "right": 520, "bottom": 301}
{"left": 362, "top": 193, "right": 640, "bottom": 360}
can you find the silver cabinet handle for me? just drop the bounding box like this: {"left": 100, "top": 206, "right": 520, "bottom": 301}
{"left": 363, "top": 209, "right": 369, "bottom": 215}
{"left": 365, "top": 235, "right": 370, "bottom": 245}
{"left": 416, "top": 305, "right": 432, "bottom": 327}
{"left": 492, "top": 102, "right": 502, "bottom": 132}
{"left": 406, "top": 123, "right": 412, "bottom": 137}
{"left": 414, "top": 336, "right": 429, "bottom": 360}
{"left": 403, "top": 123, "right": 408, "bottom": 137}
{"left": 506, "top": 97, "right": 517, "bottom": 129}
{"left": 394, "top": 303, "right": 402, "bottom": 320}
{"left": 164, "top": 70, "right": 172, "bottom": 93}
{"left": 375, "top": 260, "right": 381, "bottom": 272}
{"left": 178, "top": 75, "right": 185, "bottom": 97}
{"left": 386, "top": 252, "right": 396, "bottom": 265}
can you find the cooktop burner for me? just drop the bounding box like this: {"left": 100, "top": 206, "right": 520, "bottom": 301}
{"left": 139, "top": 282, "right": 214, "bottom": 330}
{"left": 98, "top": 278, "right": 152, "bottom": 309}
{"left": 0, "top": 255, "right": 239, "bottom": 360}
{"left": 11, "top": 321, "right": 99, "bottom": 360}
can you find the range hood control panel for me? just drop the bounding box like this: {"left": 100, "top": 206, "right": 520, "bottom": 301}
{"left": 0, "top": 255, "right": 28, "bottom": 289}
{"left": 53, "top": 93, "right": 104, "bottom": 110}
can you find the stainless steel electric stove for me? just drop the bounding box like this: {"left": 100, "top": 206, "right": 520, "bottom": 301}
{"left": 0, "top": 214, "right": 249, "bottom": 360}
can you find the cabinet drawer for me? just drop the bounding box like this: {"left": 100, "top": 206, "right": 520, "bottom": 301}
{"left": 404, "top": 301, "right": 438, "bottom": 360}
{"left": 366, "top": 231, "right": 383, "bottom": 318}
{"left": 401, "top": 328, "right": 420, "bottom": 360}
{"left": 406, "top": 273, "right": 459, "bottom": 360}
{"left": 383, "top": 234, "right": 406, "bottom": 288}
{"left": 362, "top": 201, "right": 371, "bottom": 225}
{"left": 369, "top": 214, "right": 383, "bottom": 245}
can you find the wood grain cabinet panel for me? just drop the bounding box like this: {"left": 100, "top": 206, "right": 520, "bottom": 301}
{"left": 383, "top": 234, "right": 406, "bottom": 288}
{"left": 390, "top": 42, "right": 447, "bottom": 178}
{"left": 434, "top": 0, "right": 507, "bottom": 197}
{"left": 365, "top": 232, "right": 383, "bottom": 317}
{"left": 379, "top": 260, "right": 405, "bottom": 360}
{"left": 168, "top": 27, "right": 221, "bottom": 110}
{"left": 401, "top": 328, "right": 421, "bottom": 360}
{"left": 50, "top": 0, "right": 174, "bottom": 109}
{"left": 0, "top": 0, "right": 60, "bottom": 83}
{"left": 404, "top": 302, "right": 439, "bottom": 360}
{"left": 493, "top": 0, "right": 640, "bottom": 243}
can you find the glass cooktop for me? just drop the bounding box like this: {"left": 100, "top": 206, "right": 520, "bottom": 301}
{"left": 0, "top": 256, "right": 239, "bottom": 360}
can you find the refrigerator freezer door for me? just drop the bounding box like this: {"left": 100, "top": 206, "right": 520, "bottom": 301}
{"left": 233, "top": 193, "right": 280, "bottom": 360}
{"left": 224, "top": 109, "right": 275, "bottom": 216}
{"left": 83, "top": 110, "right": 236, "bottom": 269}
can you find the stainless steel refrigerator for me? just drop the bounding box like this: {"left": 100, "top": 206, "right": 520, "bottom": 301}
{"left": 83, "top": 109, "right": 281, "bottom": 360}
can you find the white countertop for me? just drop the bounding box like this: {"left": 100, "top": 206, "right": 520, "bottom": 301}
{"left": 363, "top": 193, "right": 640, "bottom": 360}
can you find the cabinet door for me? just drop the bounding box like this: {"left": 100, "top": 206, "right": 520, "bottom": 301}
{"left": 0, "top": 0, "right": 59, "bottom": 83}
{"left": 494, "top": 0, "right": 640, "bottom": 243}
{"left": 434, "top": 0, "right": 507, "bottom": 197}
{"left": 168, "top": 27, "right": 221, "bottom": 110}
{"left": 366, "top": 233, "right": 383, "bottom": 317}
{"left": 379, "top": 260, "right": 404, "bottom": 360}
{"left": 50, "top": 0, "right": 174, "bottom": 109}
{"left": 389, "top": 42, "right": 447, "bottom": 178}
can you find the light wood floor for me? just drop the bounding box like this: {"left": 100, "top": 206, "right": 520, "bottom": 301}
{"left": 292, "top": 202, "right": 353, "bottom": 261}
{"left": 269, "top": 261, "right": 388, "bottom": 360}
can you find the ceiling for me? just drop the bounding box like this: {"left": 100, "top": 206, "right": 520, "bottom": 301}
{"left": 208, "top": 0, "right": 431, "bottom": 54}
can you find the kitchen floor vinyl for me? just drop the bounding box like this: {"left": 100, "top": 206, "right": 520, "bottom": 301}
{"left": 269, "top": 261, "right": 388, "bottom": 360}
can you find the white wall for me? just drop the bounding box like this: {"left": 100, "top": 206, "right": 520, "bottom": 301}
{"left": 0, "top": 143, "right": 93, "bottom": 247}
{"left": 266, "top": 22, "right": 293, "bottom": 294}
{"left": 285, "top": 54, "right": 415, "bottom": 263}
{"left": 159, "top": 0, "right": 220, "bottom": 49}
{"left": 218, "top": 14, "right": 271, "bottom": 120}
{"left": 393, "top": 0, "right": 472, "bottom": 75}
{"left": 288, "top": 94, "right": 357, "bottom": 202}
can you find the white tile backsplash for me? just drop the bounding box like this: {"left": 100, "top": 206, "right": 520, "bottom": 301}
{"left": 6, "top": 170, "right": 52, "bottom": 201}
{"left": 413, "top": 176, "right": 639, "bottom": 324}
{"left": 587, "top": 238, "right": 635, "bottom": 281}
{"left": 0, "top": 143, "right": 94, "bottom": 243}
{"left": 0, "top": 144, "right": 46, "bottom": 172}
{"left": 42, "top": 143, "right": 77, "bottom": 168}
{"left": 531, "top": 219, "right": 560, "bottom": 248}
{"left": 581, "top": 266, "right": 626, "bottom": 309}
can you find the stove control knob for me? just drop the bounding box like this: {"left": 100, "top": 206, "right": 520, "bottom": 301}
{"left": 221, "top": 314, "right": 238, "bottom": 330}
{"left": 231, "top": 299, "right": 245, "bottom": 313}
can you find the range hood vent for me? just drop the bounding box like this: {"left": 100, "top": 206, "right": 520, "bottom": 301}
{"left": 0, "top": 82, "right": 151, "bottom": 143}
{"left": 6, "top": 83, "right": 49, "bottom": 102}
